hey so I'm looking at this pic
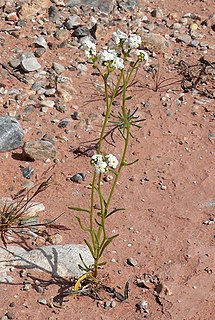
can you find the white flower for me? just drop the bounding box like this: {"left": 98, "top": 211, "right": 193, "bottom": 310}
{"left": 124, "top": 34, "right": 141, "bottom": 49}
{"left": 91, "top": 154, "right": 108, "bottom": 174}
{"left": 81, "top": 39, "right": 96, "bottom": 58}
{"left": 105, "top": 154, "right": 119, "bottom": 169}
{"left": 112, "top": 56, "right": 124, "bottom": 70}
{"left": 94, "top": 160, "right": 108, "bottom": 174}
{"left": 112, "top": 29, "right": 128, "bottom": 45}
{"left": 134, "top": 49, "right": 149, "bottom": 63}
{"left": 97, "top": 49, "right": 124, "bottom": 70}
{"left": 91, "top": 154, "right": 103, "bottom": 164}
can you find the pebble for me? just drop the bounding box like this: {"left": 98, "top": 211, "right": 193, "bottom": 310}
{"left": 20, "top": 56, "right": 41, "bottom": 72}
{"left": 58, "top": 119, "right": 70, "bottom": 128}
{"left": 70, "top": 172, "right": 87, "bottom": 184}
{"left": 54, "top": 29, "right": 70, "bottom": 41}
{"left": 136, "top": 300, "right": 148, "bottom": 312}
{"left": 177, "top": 34, "right": 192, "bottom": 44}
{"left": 110, "top": 301, "right": 117, "bottom": 308}
{"left": 19, "top": 166, "right": 34, "bottom": 179}
{"left": 5, "top": 312, "right": 15, "bottom": 320}
{"left": 23, "top": 140, "right": 57, "bottom": 161}
{"left": 127, "top": 257, "right": 138, "bottom": 266}
{"left": 65, "top": 15, "right": 82, "bottom": 30}
{"left": 0, "top": 116, "right": 24, "bottom": 152}
{"left": 33, "top": 36, "right": 47, "bottom": 49}
{"left": 52, "top": 62, "right": 65, "bottom": 74}
{"left": 151, "top": 8, "right": 163, "bottom": 18}
{"left": 48, "top": 5, "right": 60, "bottom": 24}
{"left": 37, "top": 298, "right": 47, "bottom": 305}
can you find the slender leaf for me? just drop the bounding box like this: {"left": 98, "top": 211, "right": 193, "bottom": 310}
{"left": 75, "top": 216, "right": 90, "bottom": 232}
{"left": 84, "top": 239, "right": 95, "bottom": 259}
{"left": 68, "top": 206, "right": 90, "bottom": 213}
{"left": 99, "top": 234, "right": 119, "bottom": 258}
{"left": 106, "top": 208, "right": 125, "bottom": 218}
{"left": 95, "top": 218, "right": 102, "bottom": 227}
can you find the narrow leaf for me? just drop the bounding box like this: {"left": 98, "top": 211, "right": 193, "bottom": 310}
{"left": 99, "top": 234, "right": 119, "bottom": 258}
{"left": 68, "top": 206, "right": 90, "bottom": 213}
{"left": 75, "top": 216, "right": 90, "bottom": 232}
{"left": 84, "top": 239, "right": 95, "bottom": 259}
{"left": 106, "top": 208, "right": 125, "bottom": 218}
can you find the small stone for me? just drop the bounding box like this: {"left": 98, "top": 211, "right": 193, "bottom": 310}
{"left": 9, "top": 58, "right": 20, "bottom": 68}
{"left": 49, "top": 234, "right": 63, "bottom": 244}
{"left": 48, "top": 5, "right": 60, "bottom": 24}
{"left": 41, "top": 134, "right": 55, "bottom": 145}
{"left": 110, "top": 301, "right": 117, "bottom": 308}
{"left": 37, "top": 298, "right": 47, "bottom": 305}
{"left": 19, "top": 166, "right": 34, "bottom": 179}
{"left": 39, "top": 100, "right": 55, "bottom": 109}
{"left": 7, "top": 12, "right": 19, "bottom": 22}
{"left": 177, "top": 35, "right": 192, "bottom": 45}
{"left": 140, "top": 33, "right": 170, "bottom": 54}
{"left": 127, "top": 257, "right": 138, "bottom": 266}
{"left": 70, "top": 173, "right": 86, "bottom": 184}
{"left": 54, "top": 29, "right": 70, "bottom": 41}
{"left": 23, "top": 140, "right": 56, "bottom": 161}
{"left": 34, "top": 48, "right": 46, "bottom": 58}
{"left": 23, "top": 281, "right": 31, "bottom": 291}
{"left": 5, "top": 312, "right": 15, "bottom": 320}
{"left": 136, "top": 300, "right": 148, "bottom": 312}
{"left": 65, "top": 15, "right": 81, "bottom": 30}
{"left": 20, "top": 57, "right": 41, "bottom": 72}
{"left": 52, "top": 62, "right": 65, "bottom": 75}
{"left": 55, "top": 105, "right": 67, "bottom": 113}
{"left": 58, "top": 119, "right": 70, "bottom": 128}
{"left": 35, "top": 285, "right": 44, "bottom": 293}
{"left": 0, "top": 116, "right": 24, "bottom": 152}
{"left": 71, "top": 111, "right": 80, "bottom": 120}
{"left": 33, "top": 36, "right": 47, "bottom": 49}
{"left": 151, "top": 8, "right": 163, "bottom": 18}
{"left": 104, "top": 301, "right": 111, "bottom": 309}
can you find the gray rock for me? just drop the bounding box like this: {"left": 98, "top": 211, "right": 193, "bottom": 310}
{"left": 151, "top": 8, "right": 163, "bottom": 18}
{"left": 52, "top": 62, "right": 65, "bottom": 74}
{"left": 70, "top": 172, "right": 86, "bottom": 183}
{"left": 65, "top": 15, "right": 81, "bottom": 30}
{"left": 19, "top": 166, "right": 34, "bottom": 179}
{"left": 33, "top": 36, "right": 47, "bottom": 49}
{"left": 20, "top": 56, "right": 41, "bottom": 72}
{"left": 127, "top": 257, "right": 138, "bottom": 266}
{"left": 177, "top": 34, "right": 192, "bottom": 45}
{"left": 23, "top": 140, "right": 56, "bottom": 161}
{"left": 48, "top": 5, "right": 60, "bottom": 24}
{"left": 0, "top": 244, "right": 94, "bottom": 279}
{"left": 54, "top": 29, "right": 70, "bottom": 41}
{"left": 37, "top": 298, "right": 47, "bottom": 305}
{"left": 140, "top": 33, "right": 170, "bottom": 54}
{"left": 0, "top": 116, "right": 24, "bottom": 152}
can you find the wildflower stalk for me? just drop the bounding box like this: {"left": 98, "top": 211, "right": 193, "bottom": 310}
{"left": 70, "top": 29, "right": 149, "bottom": 282}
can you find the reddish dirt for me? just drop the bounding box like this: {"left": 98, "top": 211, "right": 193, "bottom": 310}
{"left": 0, "top": 0, "right": 215, "bottom": 319}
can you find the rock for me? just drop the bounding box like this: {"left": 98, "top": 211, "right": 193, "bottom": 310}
{"left": 176, "top": 34, "right": 192, "bottom": 44}
{"left": 19, "top": 166, "right": 34, "bottom": 179}
{"left": 33, "top": 36, "right": 47, "bottom": 49}
{"left": 127, "top": 257, "right": 138, "bottom": 266}
{"left": 54, "top": 29, "right": 70, "bottom": 41}
{"left": 140, "top": 33, "right": 170, "bottom": 54}
{"left": 37, "top": 298, "right": 47, "bottom": 305}
{"left": 5, "top": 312, "right": 15, "bottom": 320}
{"left": 0, "top": 244, "right": 94, "bottom": 279}
{"left": 151, "top": 8, "right": 163, "bottom": 18}
{"left": 52, "top": 62, "right": 65, "bottom": 74}
{"left": 66, "top": 0, "right": 115, "bottom": 12}
{"left": 70, "top": 172, "right": 87, "bottom": 183}
{"left": 65, "top": 15, "right": 82, "bottom": 30}
{"left": 39, "top": 100, "right": 55, "bottom": 109}
{"left": 58, "top": 119, "right": 70, "bottom": 128}
{"left": 48, "top": 5, "right": 60, "bottom": 24}
{"left": 19, "top": 0, "right": 50, "bottom": 19}
{"left": 20, "top": 56, "right": 41, "bottom": 72}
{"left": 23, "top": 140, "right": 56, "bottom": 161}
{"left": 0, "top": 116, "right": 24, "bottom": 152}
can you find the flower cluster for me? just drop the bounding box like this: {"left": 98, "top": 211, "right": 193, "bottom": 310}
{"left": 80, "top": 38, "right": 96, "bottom": 58}
{"left": 97, "top": 49, "right": 124, "bottom": 70}
{"left": 112, "top": 29, "right": 141, "bottom": 50}
{"left": 81, "top": 29, "right": 149, "bottom": 70}
{"left": 91, "top": 154, "right": 118, "bottom": 174}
